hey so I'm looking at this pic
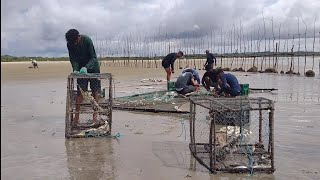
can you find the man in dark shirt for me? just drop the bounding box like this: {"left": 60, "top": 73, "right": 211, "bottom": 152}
{"left": 65, "top": 29, "right": 101, "bottom": 125}
{"left": 175, "top": 72, "right": 200, "bottom": 95}
{"left": 162, "top": 51, "right": 184, "bottom": 81}
{"left": 204, "top": 50, "right": 217, "bottom": 69}
{"left": 201, "top": 67, "right": 219, "bottom": 92}
{"left": 216, "top": 69, "right": 241, "bottom": 97}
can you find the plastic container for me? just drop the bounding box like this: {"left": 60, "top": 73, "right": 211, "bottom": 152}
{"left": 240, "top": 84, "right": 249, "bottom": 96}
{"left": 167, "top": 81, "right": 176, "bottom": 91}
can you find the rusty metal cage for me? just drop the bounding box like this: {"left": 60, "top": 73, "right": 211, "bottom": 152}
{"left": 65, "top": 73, "right": 113, "bottom": 138}
{"left": 189, "top": 96, "right": 275, "bottom": 174}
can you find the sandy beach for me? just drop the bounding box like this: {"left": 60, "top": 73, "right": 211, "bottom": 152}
{"left": 1, "top": 61, "right": 320, "bottom": 179}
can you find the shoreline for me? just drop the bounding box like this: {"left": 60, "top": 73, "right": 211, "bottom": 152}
{"left": 1, "top": 61, "right": 70, "bottom": 64}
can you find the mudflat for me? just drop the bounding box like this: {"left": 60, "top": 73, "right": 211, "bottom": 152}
{"left": 1, "top": 61, "right": 320, "bottom": 179}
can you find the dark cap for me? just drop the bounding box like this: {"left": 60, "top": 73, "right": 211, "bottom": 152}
{"left": 65, "top": 29, "right": 79, "bottom": 44}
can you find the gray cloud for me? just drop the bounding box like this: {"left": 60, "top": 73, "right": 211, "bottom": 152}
{"left": 1, "top": 0, "right": 320, "bottom": 57}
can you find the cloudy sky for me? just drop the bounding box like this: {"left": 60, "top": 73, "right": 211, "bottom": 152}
{"left": 1, "top": 0, "right": 320, "bottom": 57}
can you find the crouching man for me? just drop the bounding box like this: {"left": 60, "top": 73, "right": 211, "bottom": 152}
{"left": 215, "top": 69, "right": 241, "bottom": 97}
{"left": 175, "top": 72, "right": 200, "bottom": 95}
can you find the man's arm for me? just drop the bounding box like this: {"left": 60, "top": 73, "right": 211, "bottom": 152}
{"left": 194, "top": 72, "right": 201, "bottom": 84}
{"left": 170, "top": 57, "right": 175, "bottom": 72}
{"left": 84, "top": 37, "right": 98, "bottom": 70}
{"left": 68, "top": 45, "right": 79, "bottom": 71}
{"left": 191, "top": 77, "right": 198, "bottom": 86}
{"left": 212, "top": 54, "right": 217, "bottom": 64}
{"left": 201, "top": 73, "right": 210, "bottom": 90}
{"left": 191, "top": 77, "right": 200, "bottom": 92}
{"left": 201, "top": 73, "right": 206, "bottom": 86}
{"left": 218, "top": 75, "right": 227, "bottom": 95}
{"left": 204, "top": 56, "right": 209, "bottom": 66}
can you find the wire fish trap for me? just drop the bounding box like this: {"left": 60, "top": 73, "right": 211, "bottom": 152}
{"left": 65, "top": 73, "right": 113, "bottom": 138}
{"left": 189, "top": 96, "right": 275, "bottom": 174}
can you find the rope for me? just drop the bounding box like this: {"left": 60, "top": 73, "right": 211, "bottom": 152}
{"left": 113, "top": 78, "right": 116, "bottom": 99}
{"left": 178, "top": 119, "right": 187, "bottom": 140}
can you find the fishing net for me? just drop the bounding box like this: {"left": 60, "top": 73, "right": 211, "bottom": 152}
{"left": 189, "top": 96, "right": 275, "bottom": 174}
{"left": 65, "top": 73, "right": 113, "bottom": 138}
{"left": 113, "top": 88, "right": 212, "bottom": 113}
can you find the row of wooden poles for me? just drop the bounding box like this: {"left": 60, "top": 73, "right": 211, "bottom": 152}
{"left": 99, "top": 54, "right": 319, "bottom": 76}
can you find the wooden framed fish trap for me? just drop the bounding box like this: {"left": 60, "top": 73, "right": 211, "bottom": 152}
{"left": 189, "top": 96, "right": 275, "bottom": 174}
{"left": 65, "top": 73, "right": 113, "bottom": 138}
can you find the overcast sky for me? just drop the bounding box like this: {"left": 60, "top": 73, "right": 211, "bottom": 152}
{"left": 1, "top": 0, "right": 320, "bottom": 57}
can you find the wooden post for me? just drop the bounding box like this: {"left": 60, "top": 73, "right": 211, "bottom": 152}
{"left": 297, "top": 17, "right": 300, "bottom": 74}
{"left": 210, "top": 112, "right": 216, "bottom": 173}
{"left": 259, "top": 98, "right": 263, "bottom": 143}
{"left": 189, "top": 102, "right": 194, "bottom": 148}
{"left": 65, "top": 76, "right": 71, "bottom": 138}
{"left": 269, "top": 105, "right": 275, "bottom": 171}
{"left": 109, "top": 75, "right": 113, "bottom": 133}
{"left": 312, "top": 19, "right": 316, "bottom": 71}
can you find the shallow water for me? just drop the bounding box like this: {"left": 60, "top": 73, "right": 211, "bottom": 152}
{"left": 1, "top": 62, "right": 320, "bottom": 180}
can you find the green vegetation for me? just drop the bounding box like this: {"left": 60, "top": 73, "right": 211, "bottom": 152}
{"left": 1, "top": 55, "right": 69, "bottom": 62}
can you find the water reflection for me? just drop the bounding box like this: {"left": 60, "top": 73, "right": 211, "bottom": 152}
{"left": 152, "top": 141, "right": 275, "bottom": 179}
{"left": 65, "top": 138, "right": 118, "bottom": 179}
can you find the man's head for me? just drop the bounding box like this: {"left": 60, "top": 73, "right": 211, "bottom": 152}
{"left": 205, "top": 50, "right": 209, "bottom": 54}
{"left": 216, "top": 68, "right": 224, "bottom": 78}
{"left": 177, "top": 51, "right": 184, "bottom": 58}
{"left": 65, "top": 29, "right": 80, "bottom": 47}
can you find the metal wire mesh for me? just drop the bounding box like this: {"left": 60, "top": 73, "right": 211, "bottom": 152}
{"left": 189, "top": 96, "right": 275, "bottom": 174}
{"left": 113, "top": 89, "right": 212, "bottom": 113}
{"left": 65, "top": 73, "right": 113, "bottom": 138}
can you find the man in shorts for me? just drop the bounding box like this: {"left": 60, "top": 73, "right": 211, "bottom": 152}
{"left": 65, "top": 29, "right": 101, "bottom": 125}
{"left": 162, "top": 51, "right": 184, "bottom": 81}
{"left": 175, "top": 72, "right": 200, "bottom": 95}
{"left": 204, "top": 50, "right": 217, "bottom": 69}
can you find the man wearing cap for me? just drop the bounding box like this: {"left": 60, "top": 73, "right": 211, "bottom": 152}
{"left": 204, "top": 50, "right": 216, "bottom": 69}
{"left": 65, "top": 29, "right": 101, "bottom": 126}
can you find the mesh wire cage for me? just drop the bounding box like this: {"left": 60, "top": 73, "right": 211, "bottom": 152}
{"left": 189, "top": 96, "right": 275, "bottom": 174}
{"left": 65, "top": 73, "right": 113, "bottom": 138}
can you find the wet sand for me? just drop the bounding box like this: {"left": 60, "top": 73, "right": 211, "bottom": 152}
{"left": 1, "top": 62, "right": 320, "bottom": 179}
